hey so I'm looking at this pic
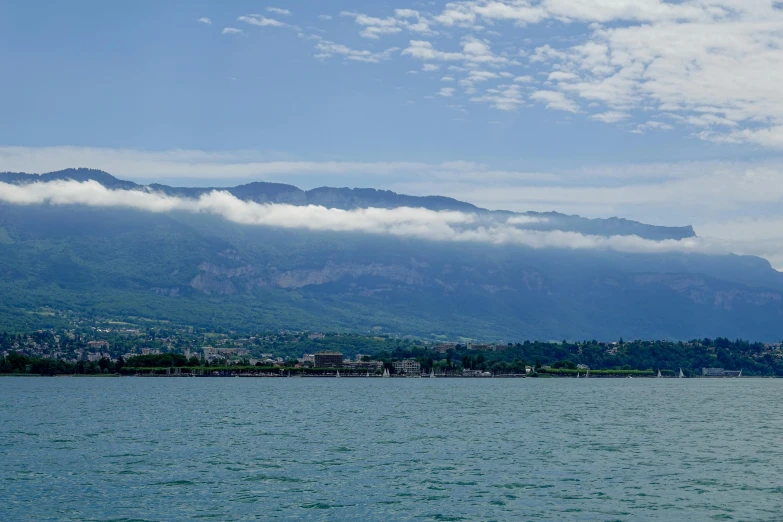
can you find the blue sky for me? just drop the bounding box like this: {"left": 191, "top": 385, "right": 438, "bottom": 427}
{"left": 3, "top": 1, "right": 783, "bottom": 265}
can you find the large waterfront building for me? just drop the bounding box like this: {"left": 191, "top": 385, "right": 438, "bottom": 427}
{"left": 702, "top": 367, "right": 742, "bottom": 377}
{"left": 392, "top": 359, "right": 421, "bottom": 375}
{"left": 342, "top": 360, "right": 383, "bottom": 371}
{"left": 315, "top": 351, "right": 343, "bottom": 368}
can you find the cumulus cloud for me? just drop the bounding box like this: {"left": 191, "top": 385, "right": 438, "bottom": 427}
{"left": 632, "top": 120, "right": 674, "bottom": 134}
{"left": 313, "top": 37, "right": 399, "bottom": 63}
{"left": 331, "top": 1, "right": 783, "bottom": 146}
{"left": 530, "top": 90, "right": 579, "bottom": 113}
{"left": 221, "top": 27, "right": 243, "bottom": 35}
{"left": 341, "top": 9, "right": 434, "bottom": 39}
{"left": 266, "top": 7, "right": 291, "bottom": 16}
{"left": 402, "top": 37, "right": 513, "bottom": 66}
{"left": 238, "top": 14, "right": 287, "bottom": 28}
{"left": 197, "top": 17, "right": 212, "bottom": 25}
{"left": 0, "top": 180, "right": 728, "bottom": 256}
{"left": 590, "top": 111, "right": 629, "bottom": 123}
{"left": 470, "top": 84, "right": 523, "bottom": 111}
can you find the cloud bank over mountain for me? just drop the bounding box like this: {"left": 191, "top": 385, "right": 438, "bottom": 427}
{"left": 0, "top": 179, "right": 730, "bottom": 256}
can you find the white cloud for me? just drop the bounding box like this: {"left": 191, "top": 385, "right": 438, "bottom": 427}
{"left": 470, "top": 84, "right": 523, "bottom": 111}
{"left": 238, "top": 14, "right": 287, "bottom": 28}
{"left": 341, "top": 9, "right": 434, "bottom": 39}
{"left": 700, "top": 126, "right": 783, "bottom": 148}
{"left": 530, "top": 90, "right": 579, "bottom": 113}
{"left": 197, "top": 17, "right": 212, "bottom": 25}
{"left": 441, "top": 76, "right": 455, "bottom": 82}
{"left": 548, "top": 71, "right": 578, "bottom": 82}
{"left": 313, "top": 38, "right": 399, "bottom": 63}
{"left": 422, "top": 63, "right": 440, "bottom": 72}
{"left": 436, "top": 1, "right": 547, "bottom": 26}
{"left": 632, "top": 120, "right": 674, "bottom": 134}
{"left": 459, "top": 70, "right": 501, "bottom": 93}
{"left": 402, "top": 37, "right": 512, "bottom": 65}
{"left": 434, "top": 0, "right": 711, "bottom": 28}
{"left": 438, "top": 87, "right": 456, "bottom": 97}
{"left": 590, "top": 111, "right": 629, "bottom": 123}
{"left": 0, "top": 179, "right": 729, "bottom": 256}
{"left": 266, "top": 7, "right": 291, "bottom": 16}
{"left": 359, "top": 25, "right": 403, "bottom": 39}
{"left": 318, "top": 14, "right": 333, "bottom": 21}
{"left": 531, "top": 4, "right": 783, "bottom": 145}
{"left": 334, "top": 2, "right": 783, "bottom": 143}
{"left": 222, "top": 27, "right": 243, "bottom": 35}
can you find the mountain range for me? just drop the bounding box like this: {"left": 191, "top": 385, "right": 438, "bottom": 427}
{"left": 1, "top": 168, "right": 782, "bottom": 341}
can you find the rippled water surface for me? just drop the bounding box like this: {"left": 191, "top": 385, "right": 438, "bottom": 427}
{"left": 2, "top": 377, "right": 783, "bottom": 521}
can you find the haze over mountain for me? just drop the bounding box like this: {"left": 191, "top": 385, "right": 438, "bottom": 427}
{"left": 1, "top": 168, "right": 782, "bottom": 341}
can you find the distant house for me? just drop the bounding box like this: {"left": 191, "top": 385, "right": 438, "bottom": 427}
{"left": 432, "top": 343, "right": 457, "bottom": 353}
{"left": 307, "top": 332, "right": 325, "bottom": 340}
{"left": 576, "top": 364, "right": 590, "bottom": 370}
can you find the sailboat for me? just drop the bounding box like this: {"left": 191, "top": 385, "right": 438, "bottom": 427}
{"left": 430, "top": 368, "right": 436, "bottom": 378}
{"left": 576, "top": 372, "right": 580, "bottom": 378}
{"left": 336, "top": 369, "right": 340, "bottom": 378}
{"left": 585, "top": 370, "right": 589, "bottom": 378}
{"left": 382, "top": 368, "right": 390, "bottom": 378}
{"left": 679, "top": 368, "right": 684, "bottom": 378}
{"left": 738, "top": 369, "right": 742, "bottom": 378}
{"left": 657, "top": 369, "right": 662, "bottom": 378}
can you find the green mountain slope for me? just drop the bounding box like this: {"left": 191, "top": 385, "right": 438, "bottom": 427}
{"left": 1, "top": 199, "right": 782, "bottom": 340}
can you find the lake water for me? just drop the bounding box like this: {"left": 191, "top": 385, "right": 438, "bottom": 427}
{"left": 2, "top": 377, "right": 782, "bottom": 521}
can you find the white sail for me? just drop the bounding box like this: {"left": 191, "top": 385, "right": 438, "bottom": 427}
{"left": 336, "top": 369, "right": 340, "bottom": 378}
{"left": 383, "top": 368, "right": 390, "bottom": 378}
{"left": 738, "top": 369, "right": 742, "bottom": 378}
{"left": 657, "top": 369, "right": 662, "bottom": 378}
{"left": 576, "top": 373, "right": 580, "bottom": 378}
{"left": 679, "top": 368, "right": 684, "bottom": 378}
{"left": 585, "top": 370, "right": 589, "bottom": 378}
{"left": 430, "top": 368, "right": 435, "bottom": 378}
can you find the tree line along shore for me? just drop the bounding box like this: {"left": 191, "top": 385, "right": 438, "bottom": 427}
{"left": 1, "top": 334, "right": 778, "bottom": 377}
